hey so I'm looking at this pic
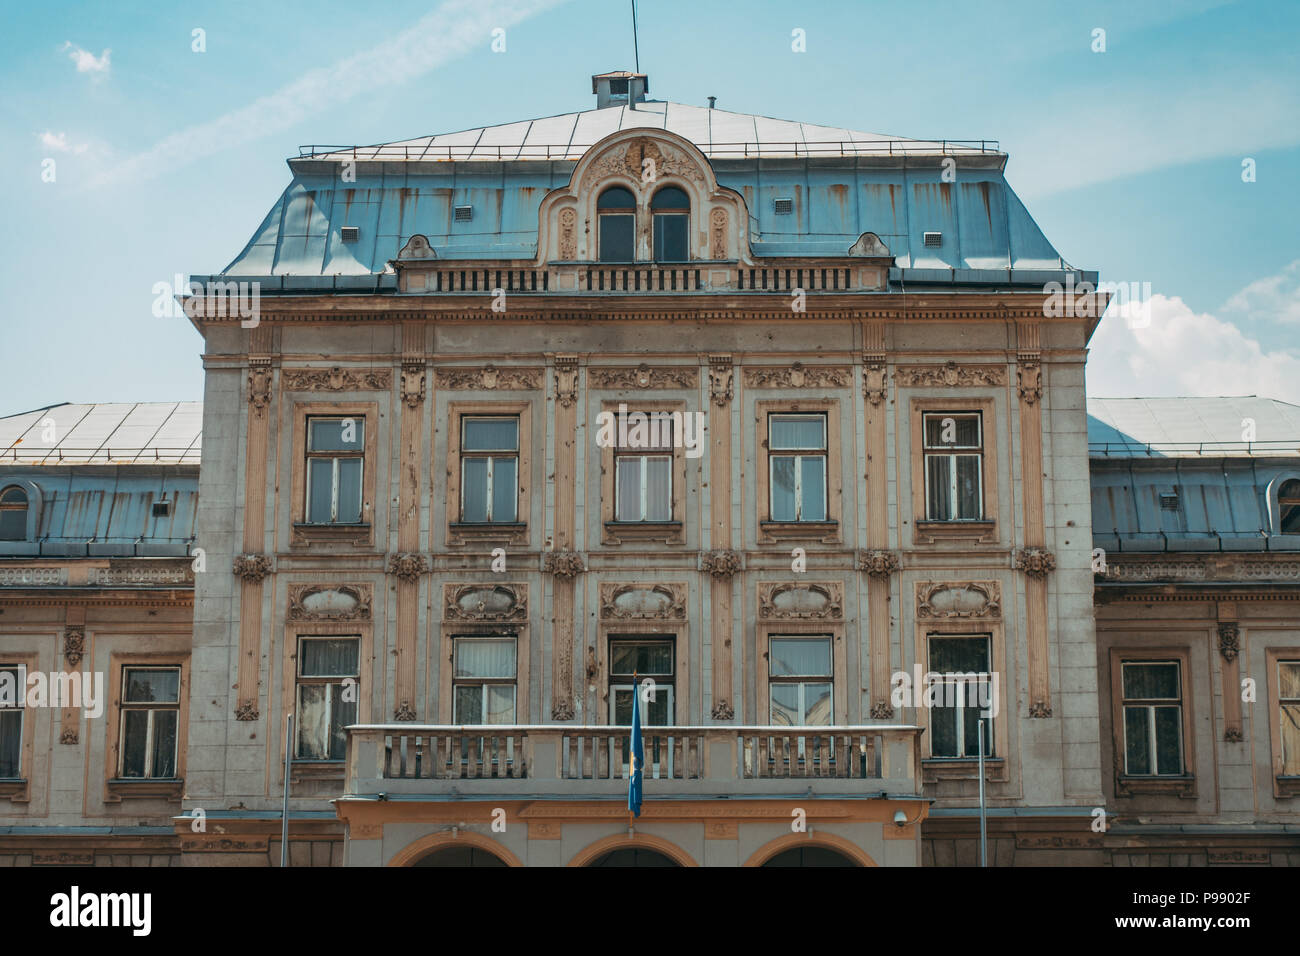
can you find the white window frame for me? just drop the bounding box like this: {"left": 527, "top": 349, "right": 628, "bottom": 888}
{"left": 451, "top": 636, "right": 518, "bottom": 725}
{"left": 922, "top": 412, "right": 984, "bottom": 521}
{"left": 767, "top": 636, "right": 833, "bottom": 727}
{"left": 0, "top": 664, "right": 23, "bottom": 779}
{"left": 768, "top": 414, "right": 828, "bottom": 522}
{"left": 609, "top": 684, "right": 675, "bottom": 727}
{"left": 295, "top": 637, "right": 359, "bottom": 762}
{"left": 305, "top": 417, "right": 364, "bottom": 525}
{"left": 1121, "top": 660, "right": 1184, "bottom": 777}
{"left": 926, "top": 635, "right": 994, "bottom": 759}
{"left": 460, "top": 416, "right": 519, "bottom": 524}
{"left": 119, "top": 665, "right": 181, "bottom": 779}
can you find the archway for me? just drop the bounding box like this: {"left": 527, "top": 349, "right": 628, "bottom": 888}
{"left": 387, "top": 831, "right": 522, "bottom": 867}
{"left": 743, "top": 832, "right": 877, "bottom": 867}
{"left": 413, "top": 845, "right": 509, "bottom": 867}
{"left": 567, "top": 833, "right": 698, "bottom": 867}
{"left": 587, "top": 847, "right": 680, "bottom": 867}
{"left": 761, "top": 846, "right": 858, "bottom": 867}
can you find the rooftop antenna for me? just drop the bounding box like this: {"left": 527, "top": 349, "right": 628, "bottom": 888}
{"left": 631, "top": 0, "right": 640, "bottom": 73}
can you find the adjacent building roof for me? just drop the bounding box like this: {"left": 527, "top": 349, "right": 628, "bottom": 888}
{"left": 0, "top": 403, "right": 202, "bottom": 465}
{"left": 1088, "top": 397, "right": 1300, "bottom": 458}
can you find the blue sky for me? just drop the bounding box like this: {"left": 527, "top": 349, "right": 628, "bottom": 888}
{"left": 2, "top": 0, "right": 1298, "bottom": 407}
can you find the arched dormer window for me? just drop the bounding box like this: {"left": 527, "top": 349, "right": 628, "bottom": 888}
{"left": 1280, "top": 479, "right": 1300, "bottom": 534}
{"left": 0, "top": 486, "right": 28, "bottom": 541}
{"left": 597, "top": 187, "right": 636, "bottom": 262}
{"left": 651, "top": 186, "right": 689, "bottom": 261}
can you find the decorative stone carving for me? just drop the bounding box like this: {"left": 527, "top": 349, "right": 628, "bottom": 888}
{"left": 708, "top": 355, "right": 733, "bottom": 407}
{"left": 63, "top": 625, "right": 85, "bottom": 667}
{"left": 700, "top": 550, "right": 743, "bottom": 578}
{"left": 386, "top": 553, "right": 429, "bottom": 583}
{"left": 711, "top": 700, "right": 735, "bottom": 720}
{"left": 895, "top": 362, "right": 1006, "bottom": 388}
{"left": 232, "top": 554, "right": 272, "bottom": 582}
{"left": 848, "top": 232, "right": 890, "bottom": 257}
{"left": 588, "top": 364, "right": 697, "bottom": 390}
{"left": 599, "top": 583, "right": 687, "bottom": 621}
{"left": 554, "top": 355, "right": 579, "bottom": 408}
{"left": 396, "top": 234, "right": 436, "bottom": 259}
{"left": 287, "top": 584, "right": 373, "bottom": 622}
{"left": 234, "top": 701, "right": 259, "bottom": 721}
{"left": 1017, "top": 359, "right": 1043, "bottom": 404}
{"left": 558, "top": 208, "right": 577, "bottom": 260}
{"left": 1028, "top": 699, "right": 1053, "bottom": 719}
{"left": 857, "top": 550, "right": 901, "bottom": 577}
{"left": 1224, "top": 727, "right": 1244, "bottom": 743}
{"left": 552, "top": 698, "right": 575, "bottom": 721}
{"left": 589, "top": 138, "right": 704, "bottom": 189}
{"left": 282, "top": 366, "right": 391, "bottom": 391}
{"left": 916, "top": 581, "right": 1001, "bottom": 619}
{"left": 870, "top": 701, "right": 895, "bottom": 720}
{"left": 1098, "top": 555, "right": 1300, "bottom": 583}
{"left": 247, "top": 362, "right": 272, "bottom": 409}
{"left": 743, "top": 362, "right": 851, "bottom": 389}
{"left": 1218, "top": 622, "right": 1240, "bottom": 662}
{"left": 759, "top": 582, "right": 844, "bottom": 620}
{"left": 400, "top": 363, "right": 426, "bottom": 407}
{"left": 1014, "top": 547, "right": 1056, "bottom": 578}
{"left": 444, "top": 584, "right": 527, "bottom": 622}
{"left": 60, "top": 730, "right": 79, "bottom": 745}
{"left": 863, "top": 357, "right": 888, "bottom": 406}
{"left": 543, "top": 551, "right": 586, "bottom": 577}
{"left": 393, "top": 701, "right": 417, "bottom": 721}
{"left": 435, "top": 366, "right": 541, "bottom": 391}
{"left": 710, "top": 208, "right": 728, "bottom": 259}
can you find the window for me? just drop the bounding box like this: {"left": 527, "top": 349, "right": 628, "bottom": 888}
{"left": 0, "top": 666, "right": 22, "bottom": 778}
{"left": 460, "top": 417, "right": 519, "bottom": 523}
{"left": 1120, "top": 660, "right": 1184, "bottom": 776}
{"left": 769, "top": 414, "right": 827, "bottom": 522}
{"left": 598, "top": 187, "right": 636, "bottom": 262}
{"left": 0, "top": 487, "right": 27, "bottom": 541}
{"left": 769, "top": 637, "right": 832, "bottom": 726}
{"left": 1280, "top": 479, "right": 1300, "bottom": 534}
{"left": 119, "top": 667, "right": 180, "bottom": 778}
{"left": 452, "top": 637, "right": 517, "bottom": 724}
{"left": 614, "top": 415, "right": 672, "bottom": 522}
{"left": 927, "top": 636, "right": 994, "bottom": 758}
{"left": 609, "top": 639, "right": 675, "bottom": 725}
{"left": 305, "top": 417, "right": 364, "bottom": 524}
{"left": 651, "top": 187, "right": 689, "bottom": 261}
{"left": 1279, "top": 660, "right": 1300, "bottom": 775}
{"left": 923, "top": 412, "right": 983, "bottom": 521}
{"left": 295, "top": 638, "right": 359, "bottom": 761}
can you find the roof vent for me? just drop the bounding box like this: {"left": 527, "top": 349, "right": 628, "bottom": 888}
{"left": 1160, "top": 491, "right": 1180, "bottom": 511}
{"left": 152, "top": 500, "right": 172, "bottom": 518}
{"left": 341, "top": 226, "right": 360, "bottom": 243}
{"left": 923, "top": 231, "right": 943, "bottom": 247}
{"left": 592, "top": 71, "right": 648, "bottom": 109}
{"left": 454, "top": 205, "right": 473, "bottom": 223}
{"left": 773, "top": 198, "right": 794, "bottom": 215}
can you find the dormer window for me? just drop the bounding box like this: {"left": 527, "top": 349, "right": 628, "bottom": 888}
{"left": 598, "top": 187, "right": 636, "bottom": 262}
{"left": 651, "top": 187, "right": 689, "bottom": 261}
{"left": 1281, "top": 479, "right": 1300, "bottom": 534}
{"left": 0, "top": 486, "right": 27, "bottom": 541}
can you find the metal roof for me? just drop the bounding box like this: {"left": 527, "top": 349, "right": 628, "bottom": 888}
{"left": 1087, "top": 397, "right": 1300, "bottom": 458}
{"left": 0, "top": 402, "right": 202, "bottom": 465}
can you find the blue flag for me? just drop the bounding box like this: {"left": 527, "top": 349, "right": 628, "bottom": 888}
{"left": 628, "top": 683, "right": 644, "bottom": 818}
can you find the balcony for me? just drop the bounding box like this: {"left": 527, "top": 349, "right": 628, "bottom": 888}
{"left": 344, "top": 724, "right": 924, "bottom": 800}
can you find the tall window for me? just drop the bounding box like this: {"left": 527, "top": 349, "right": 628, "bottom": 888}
{"left": 769, "top": 637, "right": 832, "bottom": 726}
{"left": 1279, "top": 660, "right": 1300, "bottom": 775}
{"left": 0, "top": 666, "right": 22, "bottom": 778}
{"left": 923, "top": 412, "right": 983, "bottom": 520}
{"left": 927, "top": 636, "right": 994, "bottom": 758}
{"left": 0, "top": 487, "right": 27, "bottom": 541}
{"left": 305, "top": 417, "right": 364, "bottom": 524}
{"left": 769, "top": 414, "right": 827, "bottom": 522}
{"left": 460, "top": 417, "right": 519, "bottom": 523}
{"left": 1280, "top": 479, "right": 1300, "bottom": 534}
{"left": 1121, "top": 660, "right": 1184, "bottom": 776}
{"left": 609, "top": 638, "right": 675, "bottom": 725}
{"left": 453, "top": 637, "right": 517, "bottom": 724}
{"left": 296, "top": 638, "right": 358, "bottom": 761}
{"left": 615, "top": 415, "right": 672, "bottom": 522}
{"left": 651, "top": 187, "right": 689, "bottom": 261}
{"left": 598, "top": 187, "right": 636, "bottom": 262}
{"left": 119, "top": 667, "right": 180, "bottom": 778}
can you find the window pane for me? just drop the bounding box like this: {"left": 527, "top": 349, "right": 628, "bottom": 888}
{"left": 296, "top": 684, "right": 329, "bottom": 759}
{"left": 804, "top": 682, "right": 832, "bottom": 725}
{"left": 771, "top": 415, "right": 825, "bottom": 450}
{"left": 929, "top": 637, "right": 989, "bottom": 674}
{"left": 1122, "top": 662, "right": 1180, "bottom": 700}
{"left": 0, "top": 510, "right": 25, "bottom": 540}
{"left": 645, "top": 456, "right": 671, "bottom": 521}
{"left": 454, "top": 685, "right": 483, "bottom": 724}
{"left": 799, "top": 456, "right": 826, "bottom": 521}
{"left": 0, "top": 710, "right": 19, "bottom": 777}
{"left": 610, "top": 642, "right": 674, "bottom": 676}
{"left": 931, "top": 705, "right": 958, "bottom": 757}
{"left": 1281, "top": 703, "right": 1300, "bottom": 774}
{"left": 300, "top": 639, "right": 359, "bottom": 677}
{"left": 924, "top": 414, "right": 979, "bottom": 448}
{"left": 329, "top": 683, "right": 357, "bottom": 760}
{"left": 955, "top": 455, "right": 981, "bottom": 519}
{"left": 491, "top": 457, "right": 517, "bottom": 522}
{"left": 598, "top": 187, "right": 636, "bottom": 209}
{"left": 486, "top": 685, "right": 516, "bottom": 724}
{"left": 463, "top": 418, "right": 518, "bottom": 452}
{"left": 648, "top": 688, "right": 672, "bottom": 726}
{"left": 612, "top": 688, "right": 635, "bottom": 725}
{"left": 926, "top": 455, "right": 951, "bottom": 520}
{"left": 461, "top": 457, "right": 489, "bottom": 522}
{"left": 963, "top": 707, "right": 993, "bottom": 757}
{"left": 124, "top": 668, "right": 180, "bottom": 703}
{"left": 150, "top": 711, "right": 178, "bottom": 778}
{"left": 599, "top": 214, "right": 634, "bottom": 261}
{"left": 309, "top": 418, "right": 363, "bottom": 451}
{"left": 121, "top": 710, "right": 150, "bottom": 777}
{"left": 1279, "top": 662, "right": 1300, "bottom": 700}
{"left": 455, "top": 639, "right": 516, "bottom": 678}
{"left": 615, "top": 456, "right": 642, "bottom": 521}
{"left": 770, "top": 684, "right": 799, "bottom": 726}
{"left": 651, "top": 187, "right": 689, "bottom": 210}
{"left": 654, "top": 214, "right": 688, "bottom": 261}
{"left": 771, "top": 456, "right": 796, "bottom": 521}
{"left": 307, "top": 459, "right": 334, "bottom": 523}
{"left": 770, "top": 638, "right": 831, "bottom": 677}
{"left": 336, "top": 458, "right": 362, "bottom": 523}
{"left": 1124, "top": 706, "right": 1151, "bottom": 774}
{"left": 1154, "top": 706, "right": 1182, "bottom": 775}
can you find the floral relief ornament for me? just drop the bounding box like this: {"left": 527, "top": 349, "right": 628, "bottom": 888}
{"left": 543, "top": 551, "right": 586, "bottom": 577}
{"left": 857, "top": 550, "right": 901, "bottom": 577}
{"left": 232, "top": 553, "right": 273, "bottom": 582}
{"left": 1014, "top": 548, "right": 1056, "bottom": 578}
{"left": 700, "top": 550, "right": 743, "bottom": 577}
{"left": 387, "top": 553, "right": 429, "bottom": 582}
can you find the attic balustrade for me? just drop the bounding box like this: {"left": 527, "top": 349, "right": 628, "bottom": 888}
{"left": 344, "top": 724, "right": 924, "bottom": 798}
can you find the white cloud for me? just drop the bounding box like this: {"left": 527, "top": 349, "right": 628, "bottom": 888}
{"left": 1087, "top": 293, "right": 1300, "bottom": 404}
{"left": 94, "top": 0, "right": 568, "bottom": 187}
{"left": 1222, "top": 258, "right": 1300, "bottom": 325}
{"left": 62, "top": 42, "right": 110, "bottom": 75}
{"left": 38, "top": 130, "right": 89, "bottom": 154}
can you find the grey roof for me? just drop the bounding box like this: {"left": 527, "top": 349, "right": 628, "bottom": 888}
{"left": 1088, "top": 397, "right": 1300, "bottom": 458}
{"left": 0, "top": 402, "right": 202, "bottom": 465}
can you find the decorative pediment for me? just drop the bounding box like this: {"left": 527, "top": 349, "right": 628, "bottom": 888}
{"left": 758, "top": 582, "right": 843, "bottom": 620}
{"left": 599, "top": 583, "right": 687, "bottom": 620}
{"left": 288, "top": 584, "right": 373, "bottom": 622}
{"left": 396, "top": 234, "right": 436, "bottom": 259}
{"left": 848, "top": 232, "right": 890, "bottom": 257}
{"left": 444, "top": 583, "right": 528, "bottom": 622}
{"left": 916, "top": 581, "right": 1001, "bottom": 619}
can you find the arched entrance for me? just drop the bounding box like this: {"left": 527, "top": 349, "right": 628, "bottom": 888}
{"left": 413, "top": 845, "right": 509, "bottom": 867}
{"left": 587, "top": 847, "right": 680, "bottom": 867}
{"left": 387, "top": 832, "right": 523, "bottom": 867}
{"left": 567, "top": 833, "right": 698, "bottom": 867}
{"left": 761, "top": 846, "right": 858, "bottom": 867}
{"left": 743, "top": 832, "right": 877, "bottom": 867}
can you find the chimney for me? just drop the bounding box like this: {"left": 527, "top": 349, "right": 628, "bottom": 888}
{"left": 707, "top": 96, "right": 716, "bottom": 109}
{"left": 592, "top": 71, "right": 649, "bottom": 109}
